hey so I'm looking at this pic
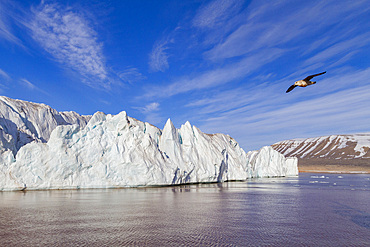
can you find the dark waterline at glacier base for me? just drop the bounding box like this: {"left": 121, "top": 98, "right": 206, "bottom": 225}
{"left": 1, "top": 173, "right": 369, "bottom": 246}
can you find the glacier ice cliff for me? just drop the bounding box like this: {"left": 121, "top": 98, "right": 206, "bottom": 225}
{"left": 0, "top": 96, "right": 90, "bottom": 155}
{"left": 0, "top": 97, "right": 298, "bottom": 191}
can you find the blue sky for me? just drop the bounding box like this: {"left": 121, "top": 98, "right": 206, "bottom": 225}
{"left": 0, "top": 0, "right": 369, "bottom": 151}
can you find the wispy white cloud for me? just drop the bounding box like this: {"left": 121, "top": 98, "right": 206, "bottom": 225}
{"left": 203, "top": 2, "right": 300, "bottom": 61}
{"left": 140, "top": 102, "right": 160, "bottom": 113}
{"left": 145, "top": 0, "right": 369, "bottom": 101}
{"left": 20, "top": 78, "right": 36, "bottom": 90}
{"left": 149, "top": 38, "right": 171, "bottom": 72}
{"left": 204, "top": 0, "right": 370, "bottom": 61}
{"left": 0, "top": 0, "right": 23, "bottom": 46}
{"left": 192, "top": 68, "right": 370, "bottom": 121}
{"left": 133, "top": 102, "right": 162, "bottom": 125}
{"left": 118, "top": 68, "right": 146, "bottom": 84}
{"left": 144, "top": 48, "right": 283, "bottom": 98}
{"left": 192, "top": 0, "right": 244, "bottom": 29}
{"left": 27, "top": 2, "right": 109, "bottom": 89}
{"left": 194, "top": 68, "right": 370, "bottom": 151}
{"left": 99, "top": 99, "right": 111, "bottom": 105}
{"left": 303, "top": 32, "right": 370, "bottom": 66}
{"left": 147, "top": 0, "right": 243, "bottom": 74}
{"left": 0, "top": 68, "right": 10, "bottom": 80}
{"left": 20, "top": 78, "right": 50, "bottom": 95}
{"left": 0, "top": 68, "right": 10, "bottom": 93}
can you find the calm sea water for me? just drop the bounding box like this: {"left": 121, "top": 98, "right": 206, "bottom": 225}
{"left": 1, "top": 173, "right": 369, "bottom": 246}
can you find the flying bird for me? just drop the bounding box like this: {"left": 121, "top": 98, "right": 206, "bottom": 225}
{"left": 286, "top": 71, "right": 326, "bottom": 93}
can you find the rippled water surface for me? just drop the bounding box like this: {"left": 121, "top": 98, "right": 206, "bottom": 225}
{"left": 1, "top": 173, "right": 369, "bottom": 246}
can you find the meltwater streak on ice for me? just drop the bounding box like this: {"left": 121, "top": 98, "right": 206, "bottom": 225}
{"left": 0, "top": 96, "right": 298, "bottom": 191}
{"left": 0, "top": 174, "right": 369, "bottom": 246}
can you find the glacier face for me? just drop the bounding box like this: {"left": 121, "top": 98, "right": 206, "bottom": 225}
{"left": 0, "top": 97, "right": 297, "bottom": 191}
{"left": 0, "top": 96, "right": 91, "bottom": 155}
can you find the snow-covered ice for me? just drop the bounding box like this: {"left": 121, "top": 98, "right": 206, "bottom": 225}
{"left": 0, "top": 96, "right": 90, "bottom": 155}
{"left": 0, "top": 97, "right": 298, "bottom": 191}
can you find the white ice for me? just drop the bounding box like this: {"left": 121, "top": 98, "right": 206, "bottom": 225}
{"left": 0, "top": 97, "right": 298, "bottom": 191}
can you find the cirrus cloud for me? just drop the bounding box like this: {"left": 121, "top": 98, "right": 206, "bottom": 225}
{"left": 192, "top": 0, "right": 244, "bottom": 29}
{"left": 27, "top": 2, "right": 110, "bottom": 89}
{"left": 149, "top": 38, "right": 172, "bottom": 72}
{"left": 0, "top": 68, "right": 10, "bottom": 80}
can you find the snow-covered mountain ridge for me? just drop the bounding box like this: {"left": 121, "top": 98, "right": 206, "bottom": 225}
{"left": 272, "top": 134, "right": 370, "bottom": 159}
{"left": 0, "top": 96, "right": 297, "bottom": 191}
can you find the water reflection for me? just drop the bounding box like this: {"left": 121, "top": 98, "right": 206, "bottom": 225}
{"left": 333, "top": 202, "right": 370, "bottom": 229}
{"left": 1, "top": 174, "right": 369, "bottom": 246}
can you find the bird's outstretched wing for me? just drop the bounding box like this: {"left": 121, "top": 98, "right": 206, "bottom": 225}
{"left": 304, "top": 71, "right": 326, "bottom": 81}
{"left": 286, "top": 85, "right": 297, "bottom": 93}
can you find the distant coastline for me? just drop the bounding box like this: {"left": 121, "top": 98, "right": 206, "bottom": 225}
{"left": 298, "top": 159, "right": 370, "bottom": 174}
{"left": 272, "top": 134, "right": 370, "bottom": 174}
